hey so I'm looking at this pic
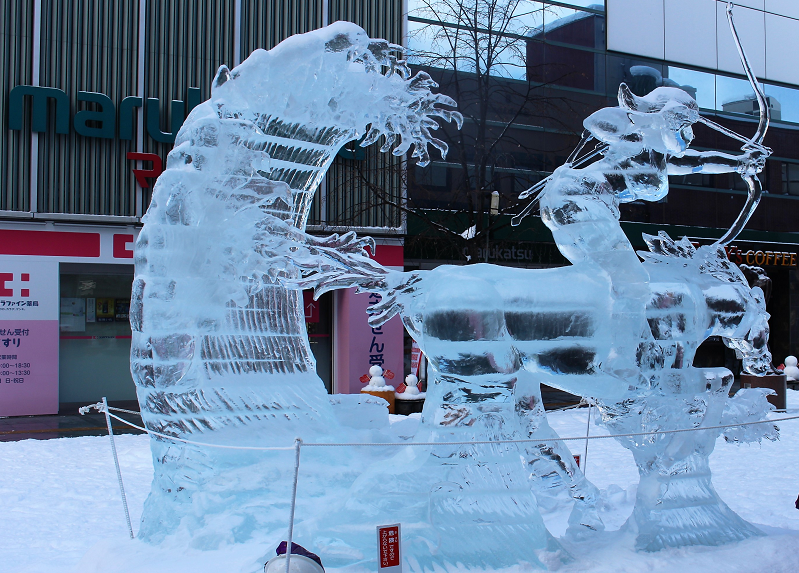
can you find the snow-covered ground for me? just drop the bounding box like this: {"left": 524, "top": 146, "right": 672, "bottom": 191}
{"left": 3, "top": 393, "right": 799, "bottom": 573}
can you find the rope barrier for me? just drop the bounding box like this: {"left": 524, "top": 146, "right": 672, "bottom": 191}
{"left": 107, "top": 406, "right": 142, "bottom": 416}
{"left": 102, "top": 411, "right": 296, "bottom": 451}
{"left": 86, "top": 403, "right": 799, "bottom": 451}
{"left": 82, "top": 398, "right": 799, "bottom": 546}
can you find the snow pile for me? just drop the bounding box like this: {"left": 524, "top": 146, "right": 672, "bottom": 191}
{"left": 2, "top": 392, "right": 799, "bottom": 573}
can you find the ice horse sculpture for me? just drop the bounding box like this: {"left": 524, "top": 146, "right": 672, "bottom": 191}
{"left": 129, "top": 22, "right": 461, "bottom": 539}
{"left": 288, "top": 4, "right": 778, "bottom": 556}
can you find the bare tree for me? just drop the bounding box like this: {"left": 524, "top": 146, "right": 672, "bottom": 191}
{"left": 326, "top": 0, "right": 587, "bottom": 263}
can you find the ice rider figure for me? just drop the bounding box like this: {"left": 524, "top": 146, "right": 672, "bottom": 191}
{"left": 536, "top": 83, "right": 767, "bottom": 386}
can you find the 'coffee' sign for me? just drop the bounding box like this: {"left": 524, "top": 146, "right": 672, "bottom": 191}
{"left": 724, "top": 245, "right": 797, "bottom": 267}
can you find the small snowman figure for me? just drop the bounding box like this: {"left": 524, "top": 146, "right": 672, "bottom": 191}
{"left": 402, "top": 374, "right": 420, "bottom": 396}
{"left": 394, "top": 373, "right": 426, "bottom": 415}
{"left": 784, "top": 356, "right": 799, "bottom": 382}
{"left": 360, "top": 365, "right": 396, "bottom": 412}
{"left": 368, "top": 364, "right": 386, "bottom": 388}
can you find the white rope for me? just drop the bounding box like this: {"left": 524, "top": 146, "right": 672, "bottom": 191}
{"left": 103, "top": 411, "right": 295, "bottom": 451}
{"left": 92, "top": 405, "right": 799, "bottom": 451}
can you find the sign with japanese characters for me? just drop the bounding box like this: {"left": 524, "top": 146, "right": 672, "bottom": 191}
{"left": 334, "top": 289, "right": 404, "bottom": 394}
{"left": 0, "top": 259, "right": 59, "bottom": 416}
{"left": 333, "top": 245, "right": 404, "bottom": 394}
{"left": 376, "top": 524, "right": 401, "bottom": 573}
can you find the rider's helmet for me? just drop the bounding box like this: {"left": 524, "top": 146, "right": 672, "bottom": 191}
{"left": 618, "top": 83, "right": 700, "bottom": 154}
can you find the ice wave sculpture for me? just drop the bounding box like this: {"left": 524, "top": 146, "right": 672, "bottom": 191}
{"left": 289, "top": 79, "right": 778, "bottom": 554}
{"left": 129, "top": 21, "right": 460, "bottom": 540}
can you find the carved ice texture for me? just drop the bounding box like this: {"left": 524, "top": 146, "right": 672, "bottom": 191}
{"left": 291, "top": 84, "right": 777, "bottom": 556}
{"left": 129, "top": 22, "right": 460, "bottom": 541}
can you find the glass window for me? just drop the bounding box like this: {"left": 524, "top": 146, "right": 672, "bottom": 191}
{"left": 409, "top": 19, "right": 530, "bottom": 80}
{"left": 543, "top": 4, "right": 604, "bottom": 48}
{"left": 528, "top": 41, "right": 600, "bottom": 90}
{"left": 59, "top": 264, "right": 136, "bottom": 404}
{"left": 666, "top": 66, "right": 716, "bottom": 110}
{"left": 763, "top": 83, "right": 799, "bottom": 123}
{"left": 783, "top": 163, "right": 799, "bottom": 196}
{"left": 555, "top": 0, "right": 605, "bottom": 10}
{"left": 716, "top": 75, "right": 765, "bottom": 119}
{"left": 408, "top": 0, "right": 545, "bottom": 32}
{"left": 605, "top": 55, "right": 664, "bottom": 98}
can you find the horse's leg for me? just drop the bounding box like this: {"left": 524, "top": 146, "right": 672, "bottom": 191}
{"left": 597, "top": 368, "right": 762, "bottom": 550}
{"left": 514, "top": 372, "right": 604, "bottom": 537}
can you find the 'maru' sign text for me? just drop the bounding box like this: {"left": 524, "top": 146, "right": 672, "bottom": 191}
{"left": 9, "top": 85, "right": 201, "bottom": 144}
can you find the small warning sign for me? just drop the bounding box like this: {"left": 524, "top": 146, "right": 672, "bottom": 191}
{"left": 377, "top": 523, "right": 401, "bottom": 572}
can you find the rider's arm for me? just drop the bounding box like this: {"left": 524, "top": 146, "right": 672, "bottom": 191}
{"left": 667, "top": 149, "right": 764, "bottom": 175}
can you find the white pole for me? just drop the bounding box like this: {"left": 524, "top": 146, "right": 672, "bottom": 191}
{"left": 30, "top": 0, "right": 41, "bottom": 213}
{"left": 582, "top": 404, "right": 591, "bottom": 476}
{"left": 102, "top": 397, "right": 134, "bottom": 539}
{"left": 285, "top": 438, "right": 303, "bottom": 573}
{"left": 234, "top": 0, "right": 242, "bottom": 66}
{"left": 136, "top": 0, "right": 147, "bottom": 217}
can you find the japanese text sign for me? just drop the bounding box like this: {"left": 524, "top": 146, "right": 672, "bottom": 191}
{"left": 377, "top": 523, "right": 401, "bottom": 573}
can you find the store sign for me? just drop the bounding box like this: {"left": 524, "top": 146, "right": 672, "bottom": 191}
{"left": 9, "top": 85, "right": 202, "bottom": 187}
{"left": 723, "top": 245, "right": 798, "bottom": 267}
{"left": 334, "top": 244, "right": 404, "bottom": 394}
{"left": 9, "top": 85, "right": 201, "bottom": 143}
{"left": 0, "top": 259, "right": 59, "bottom": 416}
{"left": 376, "top": 524, "right": 401, "bottom": 573}
{"left": 335, "top": 289, "right": 404, "bottom": 394}
{"left": 0, "top": 227, "right": 138, "bottom": 262}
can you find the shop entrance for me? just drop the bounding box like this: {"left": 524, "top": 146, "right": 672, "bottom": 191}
{"left": 305, "top": 290, "right": 333, "bottom": 393}
{"left": 59, "top": 263, "right": 136, "bottom": 407}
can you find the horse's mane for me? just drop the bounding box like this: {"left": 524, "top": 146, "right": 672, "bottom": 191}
{"left": 638, "top": 231, "right": 749, "bottom": 286}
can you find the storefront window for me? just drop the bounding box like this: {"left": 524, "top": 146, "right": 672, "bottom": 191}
{"left": 782, "top": 163, "right": 799, "bottom": 196}
{"left": 59, "top": 264, "right": 136, "bottom": 405}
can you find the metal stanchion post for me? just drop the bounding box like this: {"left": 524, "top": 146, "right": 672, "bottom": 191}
{"left": 102, "top": 397, "right": 134, "bottom": 539}
{"left": 285, "top": 438, "right": 303, "bottom": 573}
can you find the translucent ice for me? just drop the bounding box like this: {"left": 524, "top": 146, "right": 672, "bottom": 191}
{"left": 130, "top": 7, "right": 778, "bottom": 568}
{"left": 291, "top": 79, "right": 776, "bottom": 554}
{"left": 130, "top": 22, "right": 460, "bottom": 541}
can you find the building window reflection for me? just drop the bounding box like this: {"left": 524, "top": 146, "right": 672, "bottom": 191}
{"left": 782, "top": 163, "right": 799, "bottom": 196}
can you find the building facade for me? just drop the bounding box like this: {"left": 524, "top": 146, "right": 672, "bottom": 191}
{"left": 0, "top": 0, "right": 408, "bottom": 416}
{"left": 4, "top": 0, "right": 799, "bottom": 416}
{"left": 403, "top": 0, "right": 799, "bottom": 369}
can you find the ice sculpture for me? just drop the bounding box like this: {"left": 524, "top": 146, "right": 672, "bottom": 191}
{"left": 129, "top": 22, "right": 460, "bottom": 540}
{"left": 288, "top": 4, "right": 778, "bottom": 555}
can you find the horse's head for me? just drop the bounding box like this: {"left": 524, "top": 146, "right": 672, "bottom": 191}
{"left": 206, "top": 21, "right": 462, "bottom": 166}
{"left": 640, "top": 232, "right": 775, "bottom": 376}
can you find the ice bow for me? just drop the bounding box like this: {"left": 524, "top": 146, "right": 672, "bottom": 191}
{"left": 706, "top": 2, "right": 771, "bottom": 246}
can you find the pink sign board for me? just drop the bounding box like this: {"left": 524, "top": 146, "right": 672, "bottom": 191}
{"left": 0, "top": 258, "right": 59, "bottom": 416}
{"left": 334, "top": 244, "right": 404, "bottom": 394}
{"left": 334, "top": 290, "right": 405, "bottom": 394}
